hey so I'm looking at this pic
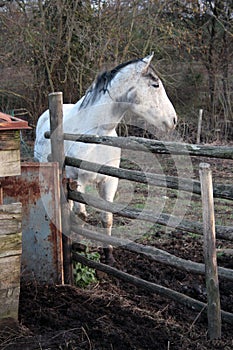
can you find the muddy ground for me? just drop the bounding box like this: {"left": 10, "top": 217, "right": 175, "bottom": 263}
{"left": 0, "top": 231, "right": 232, "bottom": 350}
{"left": 1, "top": 149, "right": 233, "bottom": 349}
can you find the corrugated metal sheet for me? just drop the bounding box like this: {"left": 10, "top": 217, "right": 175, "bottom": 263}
{"left": 2, "top": 163, "right": 63, "bottom": 284}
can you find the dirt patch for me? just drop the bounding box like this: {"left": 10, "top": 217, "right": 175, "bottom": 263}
{"left": 1, "top": 148, "right": 232, "bottom": 349}
{"left": 0, "top": 234, "right": 232, "bottom": 350}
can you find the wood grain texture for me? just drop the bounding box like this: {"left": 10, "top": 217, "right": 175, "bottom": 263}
{"left": 199, "top": 163, "right": 221, "bottom": 339}
{"left": 0, "top": 203, "right": 22, "bottom": 325}
{"left": 0, "top": 150, "right": 20, "bottom": 176}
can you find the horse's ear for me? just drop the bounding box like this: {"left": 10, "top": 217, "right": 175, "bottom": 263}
{"left": 141, "top": 52, "right": 154, "bottom": 75}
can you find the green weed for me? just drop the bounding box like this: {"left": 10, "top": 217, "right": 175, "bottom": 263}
{"left": 73, "top": 248, "right": 100, "bottom": 288}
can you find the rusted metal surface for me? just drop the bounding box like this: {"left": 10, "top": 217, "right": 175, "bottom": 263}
{"left": 0, "top": 112, "right": 31, "bottom": 130}
{"left": 2, "top": 163, "right": 63, "bottom": 284}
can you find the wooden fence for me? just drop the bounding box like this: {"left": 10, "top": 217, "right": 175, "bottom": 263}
{"left": 46, "top": 92, "right": 233, "bottom": 339}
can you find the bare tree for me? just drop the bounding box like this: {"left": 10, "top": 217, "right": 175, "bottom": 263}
{"left": 0, "top": 0, "right": 232, "bottom": 141}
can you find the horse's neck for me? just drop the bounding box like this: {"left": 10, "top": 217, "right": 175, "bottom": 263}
{"left": 65, "top": 91, "right": 127, "bottom": 136}
{"left": 64, "top": 66, "right": 134, "bottom": 135}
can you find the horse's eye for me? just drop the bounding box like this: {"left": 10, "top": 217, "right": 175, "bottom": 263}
{"left": 151, "top": 83, "right": 159, "bottom": 88}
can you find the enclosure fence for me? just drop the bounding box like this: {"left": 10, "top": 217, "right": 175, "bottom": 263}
{"left": 47, "top": 92, "right": 233, "bottom": 339}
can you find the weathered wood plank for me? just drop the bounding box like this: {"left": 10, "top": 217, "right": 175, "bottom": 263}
{"left": 71, "top": 222, "right": 233, "bottom": 281}
{"left": 0, "top": 255, "right": 22, "bottom": 288}
{"left": 0, "top": 250, "right": 22, "bottom": 259}
{"left": 0, "top": 203, "right": 22, "bottom": 325}
{"left": 199, "top": 163, "right": 221, "bottom": 339}
{"left": 49, "top": 92, "right": 72, "bottom": 285}
{"left": 65, "top": 156, "right": 233, "bottom": 200}
{"left": 0, "top": 203, "right": 22, "bottom": 215}
{"left": 0, "top": 287, "right": 20, "bottom": 319}
{"left": 68, "top": 190, "right": 233, "bottom": 241}
{"left": 45, "top": 132, "right": 233, "bottom": 159}
{"left": 0, "top": 233, "right": 22, "bottom": 255}
{"left": 0, "top": 220, "right": 22, "bottom": 235}
{"left": 0, "top": 129, "right": 21, "bottom": 177}
{"left": 0, "top": 150, "right": 20, "bottom": 177}
{"left": 0, "top": 203, "right": 22, "bottom": 235}
{"left": 0, "top": 130, "right": 20, "bottom": 150}
{"left": 0, "top": 139, "right": 20, "bottom": 150}
{"left": 0, "top": 213, "right": 21, "bottom": 221}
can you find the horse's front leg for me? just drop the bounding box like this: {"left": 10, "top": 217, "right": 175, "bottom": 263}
{"left": 69, "top": 180, "right": 88, "bottom": 246}
{"left": 102, "top": 211, "right": 115, "bottom": 265}
{"left": 98, "top": 177, "right": 119, "bottom": 265}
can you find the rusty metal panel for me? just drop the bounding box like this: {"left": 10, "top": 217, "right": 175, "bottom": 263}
{"left": 0, "top": 112, "right": 31, "bottom": 130}
{"left": 2, "top": 163, "right": 63, "bottom": 284}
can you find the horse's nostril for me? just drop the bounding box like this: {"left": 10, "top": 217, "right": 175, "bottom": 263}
{"left": 173, "top": 117, "right": 177, "bottom": 125}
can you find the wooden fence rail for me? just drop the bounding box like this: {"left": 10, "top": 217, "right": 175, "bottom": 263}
{"left": 72, "top": 252, "right": 233, "bottom": 325}
{"left": 45, "top": 101, "right": 233, "bottom": 337}
{"left": 45, "top": 132, "right": 233, "bottom": 159}
{"left": 70, "top": 219, "right": 233, "bottom": 281}
{"left": 65, "top": 156, "right": 233, "bottom": 201}
{"left": 68, "top": 190, "right": 233, "bottom": 241}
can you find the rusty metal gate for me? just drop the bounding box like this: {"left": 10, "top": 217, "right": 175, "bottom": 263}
{"left": 2, "top": 163, "right": 63, "bottom": 284}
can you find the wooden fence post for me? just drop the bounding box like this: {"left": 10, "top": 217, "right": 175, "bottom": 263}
{"left": 196, "top": 109, "right": 203, "bottom": 144}
{"left": 49, "top": 92, "right": 73, "bottom": 285}
{"left": 199, "top": 163, "right": 221, "bottom": 339}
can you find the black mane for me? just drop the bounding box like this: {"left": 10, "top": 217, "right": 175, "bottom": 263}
{"left": 79, "top": 58, "right": 142, "bottom": 109}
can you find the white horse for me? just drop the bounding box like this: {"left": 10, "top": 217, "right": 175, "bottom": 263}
{"left": 34, "top": 53, "right": 177, "bottom": 264}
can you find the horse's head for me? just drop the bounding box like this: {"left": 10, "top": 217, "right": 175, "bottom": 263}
{"left": 78, "top": 54, "right": 177, "bottom": 132}
{"left": 120, "top": 54, "right": 177, "bottom": 131}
